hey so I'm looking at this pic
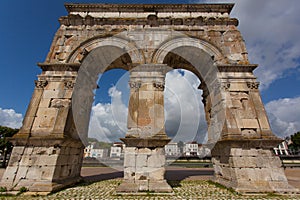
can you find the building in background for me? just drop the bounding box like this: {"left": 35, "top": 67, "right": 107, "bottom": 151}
{"left": 110, "top": 142, "right": 125, "bottom": 158}
{"left": 84, "top": 143, "right": 109, "bottom": 159}
{"left": 274, "top": 139, "right": 292, "bottom": 156}
{"left": 184, "top": 141, "right": 198, "bottom": 156}
{"left": 165, "top": 142, "right": 181, "bottom": 156}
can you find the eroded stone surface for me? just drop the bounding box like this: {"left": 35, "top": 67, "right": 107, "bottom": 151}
{"left": 119, "top": 147, "right": 172, "bottom": 193}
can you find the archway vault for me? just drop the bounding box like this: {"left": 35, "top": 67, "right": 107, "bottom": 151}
{"left": 1, "top": 3, "right": 297, "bottom": 194}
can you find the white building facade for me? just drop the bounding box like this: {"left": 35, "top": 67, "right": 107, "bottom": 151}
{"left": 165, "top": 143, "right": 181, "bottom": 156}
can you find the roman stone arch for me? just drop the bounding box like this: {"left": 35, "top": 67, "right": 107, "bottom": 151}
{"left": 152, "top": 36, "right": 225, "bottom": 64}
{"left": 70, "top": 41, "right": 144, "bottom": 145}
{"left": 67, "top": 36, "right": 145, "bottom": 64}
{"left": 1, "top": 3, "right": 297, "bottom": 194}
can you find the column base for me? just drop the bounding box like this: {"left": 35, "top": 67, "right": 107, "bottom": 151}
{"left": 211, "top": 139, "right": 299, "bottom": 194}
{"left": 120, "top": 146, "right": 173, "bottom": 193}
{"left": 116, "top": 180, "right": 173, "bottom": 193}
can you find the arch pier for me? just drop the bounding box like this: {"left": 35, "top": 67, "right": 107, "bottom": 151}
{"left": 0, "top": 3, "right": 297, "bottom": 194}
{"left": 118, "top": 64, "right": 172, "bottom": 192}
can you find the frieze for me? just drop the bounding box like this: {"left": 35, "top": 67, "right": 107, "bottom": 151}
{"left": 34, "top": 80, "right": 48, "bottom": 89}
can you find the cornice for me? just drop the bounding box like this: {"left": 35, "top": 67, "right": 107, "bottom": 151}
{"left": 64, "top": 3, "right": 234, "bottom": 14}
{"left": 217, "top": 64, "right": 258, "bottom": 72}
{"left": 37, "top": 63, "right": 81, "bottom": 71}
{"left": 59, "top": 15, "right": 238, "bottom": 26}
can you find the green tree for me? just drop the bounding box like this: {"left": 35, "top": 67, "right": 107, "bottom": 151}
{"left": 0, "top": 126, "right": 19, "bottom": 167}
{"left": 289, "top": 131, "right": 300, "bottom": 152}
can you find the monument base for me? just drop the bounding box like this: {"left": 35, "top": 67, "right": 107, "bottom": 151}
{"left": 0, "top": 137, "right": 84, "bottom": 192}
{"left": 117, "top": 146, "right": 172, "bottom": 193}
{"left": 211, "top": 140, "right": 299, "bottom": 193}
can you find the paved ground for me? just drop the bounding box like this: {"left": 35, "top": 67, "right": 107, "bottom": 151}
{"left": 0, "top": 167, "right": 299, "bottom": 199}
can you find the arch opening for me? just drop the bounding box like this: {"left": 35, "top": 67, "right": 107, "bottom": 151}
{"left": 72, "top": 45, "right": 137, "bottom": 145}
{"left": 158, "top": 45, "right": 226, "bottom": 147}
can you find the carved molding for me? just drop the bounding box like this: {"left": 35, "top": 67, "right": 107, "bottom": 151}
{"left": 38, "top": 63, "right": 80, "bottom": 72}
{"left": 64, "top": 81, "right": 75, "bottom": 89}
{"left": 247, "top": 82, "right": 260, "bottom": 90}
{"left": 217, "top": 64, "right": 258, "bottom": 73}
{"left": 34, "top": 80, "right": 48, "bottom": 89}
{"left": 222, "top": 82, "right": 230, "bottom": 90}
{"left": 214, "top": 82, "right": 230, "bottom": 92}
{"left": 153, "top": 82, "right": 165, "bottom": 91}
{"left": 59, "top": 15, "right": 238, "bottom": 27}
{"left": 64, "top": 3, "right": 234, "bottom": 14}
{"left": 50, "top": 99, "right": 71, "bottom": 108}
{"left": 129, "top": 81, "right": 141, "bottom": 89}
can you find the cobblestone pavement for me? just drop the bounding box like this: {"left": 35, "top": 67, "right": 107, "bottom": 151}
{"left": 0, "top": 167, "right": 299, "bottom": 199}
{"left": 1, "top": 178, "right": 299, "bottom": 200}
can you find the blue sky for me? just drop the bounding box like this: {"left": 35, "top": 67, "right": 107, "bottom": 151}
{"left": 0, "top": 0, "right": 300, "bottom": 141}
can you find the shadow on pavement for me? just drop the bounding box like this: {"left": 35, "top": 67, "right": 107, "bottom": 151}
{"left": 82, "top": 171, "right": 123, "bottom": 182}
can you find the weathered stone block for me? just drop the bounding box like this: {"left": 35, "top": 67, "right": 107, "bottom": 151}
{"left": 148, "top": 168, "right": 164, "bottom": 180}
{"left": 136, "top": 180, "right": 149, "bottom": 191}
{"left": 41, "top": 166, "right": 56, "bottom": 180}
{"left": 125, "top": 147, "right": 137, "bottom": 153}
{"left": 37, "top": 155, "right": 59, "bottom": 166}
{"left": 148, "top": 154, "right": 165, "bottom": 167}
{"left": 1, "top": 166, "right": 18, "bottom": 181}
{"left": 138, "top": 147, "right": 152, "bottom": 154}
{"left": 148, "top": 180, "right": 173, "bottom": 193}
{"left": 26, "top": 167, "right": 43, "bottom": 180}
{"left": 270, "top": 168, "right": 288, "bottom": 182}
{"left": 124, "top": 154, "right": 136, "bottom": 167}
{"left": 11, "top": 146, "right": 25, "bottom": 155}
{"left": 136, "top": 154, "right": 147, "bottom": 167}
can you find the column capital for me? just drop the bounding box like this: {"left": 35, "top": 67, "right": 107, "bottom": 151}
{"left": 34, "top": 80, "right": 48, "bottom": 89}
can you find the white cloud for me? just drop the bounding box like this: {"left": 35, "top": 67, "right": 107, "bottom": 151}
{"left": 88, "top": 86, "right": 128, "bottom": 142}
{"left": 265, "top": 97, "right": 300, "bottom": 138}
{"left": 88, "top": 70, "right": 208, "bottom": 143}
{"left": 165, "top": 69, "right": 207, "bottom": 143}
{"left": 204, "top": 0, "right": 300, "bottom": 89}
{"left": 0, "top": 108, "right": 23, "bottom": 129}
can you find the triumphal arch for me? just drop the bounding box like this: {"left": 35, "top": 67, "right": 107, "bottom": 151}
{"left": 1, "top": 3, "right": 297, "bottom": 193}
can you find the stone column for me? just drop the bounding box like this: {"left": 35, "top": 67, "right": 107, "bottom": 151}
{"left": 118, "top": 64, "right": 172, "bottom": 193}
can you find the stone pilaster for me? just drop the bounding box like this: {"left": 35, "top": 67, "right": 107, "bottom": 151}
{"left": 0, "top": 63, "right": 84, "bottom": 192}
{"left": 210, "top": 65, "right": 298, "bottom": 193}
{"left": 121, "top": 64, "right": 171, "bottom": 147}
{"left": 119, "top": 64, "right": 172, "bottom": 193}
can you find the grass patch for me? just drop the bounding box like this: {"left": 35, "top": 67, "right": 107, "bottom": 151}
{"left": 18, "top": 187, "right": 28, "bottom": 194}
{"left": 266, "top": 192, "right": 282, "bottom": 197}
{"left": 0, "top": 187, "right": 7, "bottom": 192}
